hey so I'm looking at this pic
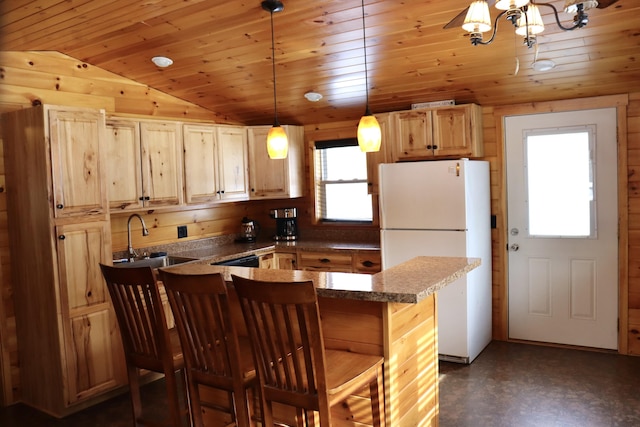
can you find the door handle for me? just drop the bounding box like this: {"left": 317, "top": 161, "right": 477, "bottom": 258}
{"left": 509, "top": 244, "right": 519, "bottom": 251}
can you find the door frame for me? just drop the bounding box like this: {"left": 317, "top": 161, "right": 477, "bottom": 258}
{"left": 493, "top": 94, "right": 629, "bottom": 353}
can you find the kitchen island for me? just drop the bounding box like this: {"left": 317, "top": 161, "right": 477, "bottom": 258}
{"left": 162, "top": 256, "right": 480, "bottom": 427}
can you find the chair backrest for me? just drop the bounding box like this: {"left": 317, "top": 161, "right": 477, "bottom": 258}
{"left": 99, "top": 263, "right": 173, "bottom": 371}
{"left": 231, "top": 274, "right": 328, "bottom": 412}
{"left": 158, "top": 270, "right": 246, "bottom": 387}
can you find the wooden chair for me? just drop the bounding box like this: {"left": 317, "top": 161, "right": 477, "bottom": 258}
{"left": 99, "top": 264, "right": 188, "bottom": 427}
{"left": 231, "top": 275, "right": 385, "bottom": 427}
{"left": 158, "top": 270, "right": 258, "bottom": 427}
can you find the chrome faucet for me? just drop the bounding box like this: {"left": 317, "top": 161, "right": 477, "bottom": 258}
{"left": 127, "top": 213, "right": 149, "bottom": 262}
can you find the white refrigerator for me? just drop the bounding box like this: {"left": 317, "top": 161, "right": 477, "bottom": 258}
{"left": 379, "top": 159, "right": 492, "bottom": 363}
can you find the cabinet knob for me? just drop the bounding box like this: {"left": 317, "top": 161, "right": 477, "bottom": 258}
{"left": 433, "top": 145, "right": 438, "bottom": 149}
{"left": 139, "top": 197, "right": 144, "bottom": 201}
{"left": 145, "top": 196, "right": 150, "bottom": 201}
{"left": 320, "top": 258, "right": 330, "bottom": 263}
{"left": 58, "top": 235, "right": 65, "bottom": 240}
{"left": 362, "top": 260, "right": 374, "bottom": 267}
{"left": 56, "top": 204, "right": 64, "bottom": 209}
{"left": 426, "top": 145, "right": 433, "bottom": 149}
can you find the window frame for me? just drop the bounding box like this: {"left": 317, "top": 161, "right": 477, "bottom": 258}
{"left": 312, "top": 138, "right": 374, "bottom": 225}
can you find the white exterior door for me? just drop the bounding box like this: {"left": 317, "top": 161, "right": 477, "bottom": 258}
{"left": 506, "top": 108, "right": 618, "bottom": 350}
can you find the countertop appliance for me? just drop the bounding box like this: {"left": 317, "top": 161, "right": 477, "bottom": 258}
{"left": 270, "top": 207, "right": 298, "bottom": 241}
{"left": 237, "top": 217, "right": 259, "bottom": 243}
{"left": 379, "top": 159, "right": 492, "bottom": 364}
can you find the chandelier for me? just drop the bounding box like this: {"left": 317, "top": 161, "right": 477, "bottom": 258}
{"left": 461, "top": 0, "right": 598, "bottom": 48}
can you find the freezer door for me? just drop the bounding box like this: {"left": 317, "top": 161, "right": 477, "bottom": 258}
{"left": 381, "top": 229, "right": 470, "bottom": 359}
{"left": 379, "top": 160, "right": 467, "bottom": 230}
{"left": 381, "top": 229, "right": 468, "bottom": 269}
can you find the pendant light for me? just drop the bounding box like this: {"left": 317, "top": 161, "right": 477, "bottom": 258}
{"left": 356, "top": 0, "right": 381, "bottom": 153}
{"left": 262, "top": 0, "right": 288, "bottom": 159}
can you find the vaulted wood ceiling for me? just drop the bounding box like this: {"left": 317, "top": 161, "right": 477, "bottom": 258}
{"left": 2, "top": 0, "right": 639, "bottom": 126}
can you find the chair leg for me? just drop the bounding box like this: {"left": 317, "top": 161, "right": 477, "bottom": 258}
{"left": 369, "top": 365, "right": 385, "bottom": 427}
{"left": 164, "top": 368, "right": 185, "bottom": 426}
{"left": 187, "top": 377, "right": 204, "bottom": 427}
{"left": 232, "top": 387, "right": 252, "bottom": 427}
{"left": 127, "top": 364, "right": 144, "bottom": 425}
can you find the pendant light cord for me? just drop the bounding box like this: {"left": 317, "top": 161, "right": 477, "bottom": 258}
{"left": 361, "top": 0, "right": 372, "bottom": 116}
{"left": 270, "top": 10, "right": 280, "bottom": 126}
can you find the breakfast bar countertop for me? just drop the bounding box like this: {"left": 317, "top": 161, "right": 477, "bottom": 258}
{"left": 162, "top": 256, "right": 480, "bottom": 304}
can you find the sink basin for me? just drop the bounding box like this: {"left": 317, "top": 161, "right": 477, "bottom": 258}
{"left": 112, "top": 255, "right": 198, "bottom": 269}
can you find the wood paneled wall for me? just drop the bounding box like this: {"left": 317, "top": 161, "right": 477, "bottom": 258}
{"left": 0, "top": 51, "right": 638, "bottom": 407}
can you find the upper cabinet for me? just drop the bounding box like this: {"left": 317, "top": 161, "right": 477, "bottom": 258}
{"left": 49, "top": 108, "right": 108, "bottom": 217}
{"left": 106, "top": 118, "right": 183, "bottom": 211}
{"left": 247, "top": 125, "right": 305, "bottom": 199}
{"left": 183, "top": 123, "right": 249, "bottom": 204}
{"left": 366, "top": 112, "right": 395, "bottom": 195}
{"left": 393, "top": 104, "right": 483, "bottom": 160}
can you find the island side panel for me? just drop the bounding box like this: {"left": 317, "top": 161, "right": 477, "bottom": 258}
{"left": 385, "top": 294, "right": 439, "bottom": 427}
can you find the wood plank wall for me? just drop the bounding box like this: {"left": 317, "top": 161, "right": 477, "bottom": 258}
{"left": 0, "top": 51, "right": 638, "bottom": 407}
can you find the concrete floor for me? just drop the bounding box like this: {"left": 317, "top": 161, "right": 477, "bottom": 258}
{"left": 1, "top": 341, "right": 639, "bottom": 426}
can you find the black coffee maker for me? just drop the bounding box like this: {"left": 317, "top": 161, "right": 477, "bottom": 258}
{"left": 270, "top": 208, "right": 298, "bottom": 241}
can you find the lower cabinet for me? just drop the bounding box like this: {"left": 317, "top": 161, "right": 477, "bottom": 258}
{"left": 297, "top": 250, "right": 381, "bottom": 274}
{"left": 260, "top": 249, "right": 380, "bottom": 274}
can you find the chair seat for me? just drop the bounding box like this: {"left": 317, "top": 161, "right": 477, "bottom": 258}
{"left": 324, "top": 350, "right": 384, "bottom": 403}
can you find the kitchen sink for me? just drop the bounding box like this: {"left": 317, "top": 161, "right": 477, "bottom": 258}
{"left": 112, "top": 255, "right": 198, "bottom": 269}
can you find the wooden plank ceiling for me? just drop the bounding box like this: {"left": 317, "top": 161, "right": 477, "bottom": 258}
{"left": 1, "top": 0, "right": 638, "bottom": 126}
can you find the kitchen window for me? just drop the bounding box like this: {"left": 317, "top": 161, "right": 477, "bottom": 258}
{"left": 314, "top": 138, "right": 373, "bottom": 222}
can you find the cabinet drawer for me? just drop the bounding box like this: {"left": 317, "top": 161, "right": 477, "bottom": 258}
{"left": 298, "top": 251, "right": 353, "bottom": 272}
{"left": 353, "top": 251, "right": 382, "bottom": 274}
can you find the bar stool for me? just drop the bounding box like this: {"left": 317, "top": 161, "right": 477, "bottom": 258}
{"left": 231, "top": 275, "right": 385, "bottom": 427}
{"left": 99, "top": 264, "right": 188, "bottom": 427}
{"left": 159, "top": 270, "right": 258, "bottom": 427}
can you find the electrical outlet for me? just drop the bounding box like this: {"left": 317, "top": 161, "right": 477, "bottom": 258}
{"left": 177, "top": 225, "right": 187, "bottom": 238}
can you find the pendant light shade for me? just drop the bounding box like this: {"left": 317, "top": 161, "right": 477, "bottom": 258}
{"left": 515, "top": 3, "right": 544, "bottom": 36}
{"left": 462, "top": 0, "right": 492, "bottom": 34}
{"left": 358, "top": 112, "right": 382, "bottom": 152}
{"left": 262, "top": 0, "right": 288, "bottom": 159}
{"left": 266, "top": 125, "right": 288, "bottom": 159}
{"left": 357, "top": 0, "right": 381, "bottom": 153}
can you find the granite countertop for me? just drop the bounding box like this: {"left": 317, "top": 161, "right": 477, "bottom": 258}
{"left": 161, "top": 256, "right": 480, "bottom": 304}
{"left": 164, "top": 238, "right": 381, "bottom": 265}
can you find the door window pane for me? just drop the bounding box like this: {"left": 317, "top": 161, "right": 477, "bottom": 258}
{"left": 525, "top": 128, "right": 595, "bottom": 237}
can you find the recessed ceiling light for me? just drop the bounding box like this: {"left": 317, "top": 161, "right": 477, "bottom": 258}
{"left": 304, "top": 91, "right": 323, "bottom": 102}
{"left": 151, "top": 56, "right": 173, "bottom": 67}
{"left": 532, "top": 59, "right": 555, "bottom": 72}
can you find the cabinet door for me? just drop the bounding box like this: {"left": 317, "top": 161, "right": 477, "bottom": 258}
{"left": 105, "top": 119, "right": 144, "bottom": 211}
{"left": 394, "top": 110, "right": 434, "bottom": 160}
{"left": 366, "top": 113, "right": 394, "bottom": 195}
{"left": 140, "top": 121, "right": 184, "bottom": 207}
{"left": 432, "top": 105, "right": 474, "bottom": 157}
{"left": 432, "top": 104, "right": 484, "bottom": 158}
{"left": 275, "top": 252, "right": 297, "bottom": 270}
{"left": 247, "top": 125, "right": 304, "bottom": 199}
{"left": 55, "top": 220, "right": 125, "bottom": 404}
{"left": 49, "top": 109, "right": 107, "bottom": 217}
{"left": 217, "top": 126, "right": 250, "bottom": 201}
{"left": 183, "top": 124, "right": 221, "bottom": 204}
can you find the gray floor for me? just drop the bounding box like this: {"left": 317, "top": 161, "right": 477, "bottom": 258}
{"left": 439, "top": 341, "right": 640, "bottom": 427}
{"left": 1, "top": 341, "right": 639, "bottom": 426}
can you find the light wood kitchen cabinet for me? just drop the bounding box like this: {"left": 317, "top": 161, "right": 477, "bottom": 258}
{"left": 106, "top": 118, "right": 183, "bottom": 211}
{"left": 259, "top": 252, "right": 297, "bottom": 270}
{"left": 183, "top": 124, "right": 249, "bottom": 204}
{"left": 297, "top": 251, "right": 354, "bottom": 273}
{"left": 353, "top": 250, "right": 382, "bottom": 274}
{"left": 247, "top": 125, "right": 305, "bottom": 199}
{"left": 49, "top": 108, "right": 108, "bottom": 217}
{"left": 394, "top": 104, "right": 483, "bottom": 160}
{"left": 366, "top": 112, "right": 394, "bottom": 195}
{"left": 1, "top": 105, "right": 126, "bottom": 417}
